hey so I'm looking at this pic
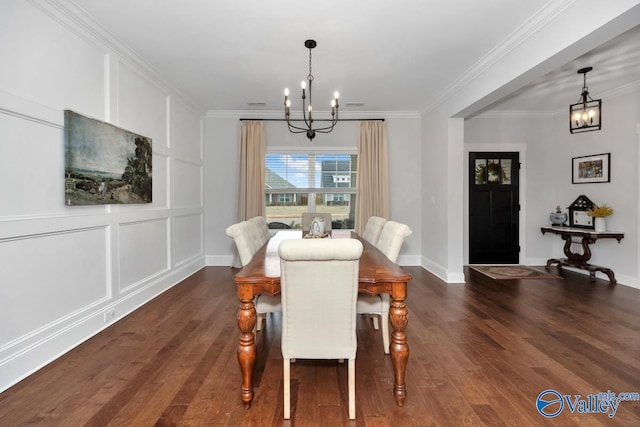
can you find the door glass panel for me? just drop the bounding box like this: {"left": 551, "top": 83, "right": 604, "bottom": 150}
{"left": 501, "top": 159, "right": 512, "bottom": 184}
{"left": 475, "top": 159, "right": 486, "bottom": 184}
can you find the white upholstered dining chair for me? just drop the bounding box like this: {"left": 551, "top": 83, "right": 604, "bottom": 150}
{"left": 356, "top": 221, "right": 412, "bottom": 354}
{"left": 361, "top": 216, "right": 387, "bottom": 246}
{"left": 225, "top": 218, "right": 264, "bottom": 267}
{"left": 226, "top": 217, "right": 281, "bottom": 332}
{"left": 279, "top": 238, "right": 363, "bottom": 420}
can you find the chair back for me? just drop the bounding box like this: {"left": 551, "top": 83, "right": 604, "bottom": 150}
{"left": 279, "top": 239, "right": 363, "bottom": 360}
{"left": 376, "top": 221, "right": 412, "bottom": 263}
{"left": 248, "top": 216, "right": 270, "bottom": 244}
{"left": 225, "top": 218, "right": 268, "bottom": 266}
{"left": 301, "top": 212, "right": 332, "bottom": 233}
{"left": 361, "top": 216, "right": 387, "bottom": 245}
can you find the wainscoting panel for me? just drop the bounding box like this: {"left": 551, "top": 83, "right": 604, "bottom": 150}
{"left": 0, "top": 113, "right": 66, "bottom": 217}
{"left": 174, "top": 213, "right": 203, "bottom": 267}
{"left": 118, "top": 218, "right": 170, "bottom": 292}
{"left": 172, "top": 97, "right": 203, "bottom": 162}
{"left": 173, "top": 160, "right": 203, "bottom": 208}
{"left": 151, "top": 152, "right": 169, "bottom": 209}
{"left": 0, "top": 226, "right": 109, "bottom": 347}
{"left": 116, "top": 60, "right": 168, "bottom": 149}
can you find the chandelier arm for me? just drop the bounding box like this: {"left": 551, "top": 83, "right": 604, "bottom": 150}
{"left": 285, "top": 119, "right": 312, "bottom": 133}
{"left": 314, "top": 128, "right": 336, "bottom": 134}
{"left": 309, "top": 121, "right": 339, "bottom": 133}
{"left": 299, "top": 82, "right": 315, "bottom": 130}
{"left": 285, "top": 111, "right": 337, "bottom": 131}
{"left": 287, "top": 127, "right": 310, "bottom": 134}
{"left": 311, "top": 111, "right": 339, "bottom": 132}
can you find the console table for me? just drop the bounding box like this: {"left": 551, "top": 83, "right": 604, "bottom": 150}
{"left": 540, "top": 226, "right": 624, "bottom": 284}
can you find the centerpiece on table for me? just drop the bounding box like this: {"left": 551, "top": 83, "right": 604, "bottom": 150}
{"left": 586, "top": 203, "right": 614, "bottom": 232}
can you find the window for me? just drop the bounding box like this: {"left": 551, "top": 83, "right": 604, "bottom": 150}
{"left": 265, "top": 152, "right": 357, "bottom": 230}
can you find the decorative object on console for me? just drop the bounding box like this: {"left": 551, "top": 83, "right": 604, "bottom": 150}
{"left": 572, "top": 153, "right": 610, "bottom": 184}
{"left": 568, "top": 195, "right": 595, "bottom": 229}
{"left": 569, "top": 66, "right": 601, "bottom": 134}
{"left": 550, "top": 205, "right": 568, "bottom": 226}
{"left": 283, "top": 40, "right": 340, "bottom": 141}
{"left": 587, "top": 203, "right": 613, "bottom": 232}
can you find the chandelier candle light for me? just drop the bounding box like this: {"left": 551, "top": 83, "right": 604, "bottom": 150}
{"left": 284, "top": 39, "right": 340, "bottom": 141}
{"left": 569, "top": 66, "right": 602, "bottom": 134}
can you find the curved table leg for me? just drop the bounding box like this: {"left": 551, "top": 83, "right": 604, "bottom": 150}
{"left": 237, "top": 288, "right": 257, "bottom": 409}
{"left": 389, "top": 282, "right": 409, "bottom": 407}
{"left": 595, "top": 267, "right": 617, "bottom": 284}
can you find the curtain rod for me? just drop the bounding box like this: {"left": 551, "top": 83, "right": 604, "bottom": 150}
{"left": 239, "top": 118, "right": 385, "bottom": 122}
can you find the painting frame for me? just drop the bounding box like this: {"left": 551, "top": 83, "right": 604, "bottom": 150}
{"left": 64, "top": 110, "right": 152, "bottom": 206}
{"left": 572, "top": 153, "right": 610, "bottom": 184}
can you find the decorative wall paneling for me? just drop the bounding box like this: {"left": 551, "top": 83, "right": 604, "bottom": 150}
{"left": 0, "top": 1, "right": 205, "bottom": 392}
{"left": 118, "top": 218, "right": 170, "bottom": 293}
{"left": 174, "top": 213, "right": 204, "bottom": 268}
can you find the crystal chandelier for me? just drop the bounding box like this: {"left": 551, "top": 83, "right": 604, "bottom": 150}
{"left": 569, "top": 66, "right": 602, "bottom": 134}
{"left": 283, "top": 40, "right": 339, "bottom": 141}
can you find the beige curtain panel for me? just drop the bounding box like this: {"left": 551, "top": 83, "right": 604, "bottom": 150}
{"left": 237, "top": 120, "right": 266, "bottom": 221}
{"left": 355, "top": 121, "right": 390, "bottom": 234}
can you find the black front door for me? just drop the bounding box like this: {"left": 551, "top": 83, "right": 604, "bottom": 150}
{"left": 469, "top": 152, "right": 519, "bottom": 264}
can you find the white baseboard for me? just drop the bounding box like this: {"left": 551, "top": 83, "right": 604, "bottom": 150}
{"left": 421, "top": 256, "right": 465, "bottom": 284}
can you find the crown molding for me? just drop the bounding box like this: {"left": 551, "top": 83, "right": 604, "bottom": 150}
{"left": 205, "top": 110, "right": 420, "bottom": 120}
{"left": 420, "top": 0, "right": 576, "bottom": 115}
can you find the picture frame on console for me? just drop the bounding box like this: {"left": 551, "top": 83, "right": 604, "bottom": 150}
{"left": 572, "top": 153, "right": 610, "bottom": 184}
{"left": 568, "top": 194, "right": 595, "bottom": 230}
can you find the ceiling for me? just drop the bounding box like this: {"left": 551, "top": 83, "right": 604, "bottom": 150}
{"left": 70, "top": 0, "right": 640, "bottom": 115}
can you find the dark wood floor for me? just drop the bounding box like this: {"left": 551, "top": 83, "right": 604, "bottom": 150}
{"left": 1, "top": 266, "right": 639, "bottom": 426}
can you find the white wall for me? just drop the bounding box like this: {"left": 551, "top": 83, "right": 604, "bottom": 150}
{"left": 203, "top": 112, "right": 422, "bottom": 266}
{"left": 0, "top": 2, "right": 205, "bottom": 392}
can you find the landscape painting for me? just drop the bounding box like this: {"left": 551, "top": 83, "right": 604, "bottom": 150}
{"left": 64, "top": 110, "right": 152, "bottom": 205}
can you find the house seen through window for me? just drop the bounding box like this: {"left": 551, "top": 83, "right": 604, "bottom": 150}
{"left": 265, "top": 153, "right": 357, "bottom": 230}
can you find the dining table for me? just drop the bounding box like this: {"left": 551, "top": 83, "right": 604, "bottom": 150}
{"left": 233, "top": 230, "right": 413, "bottom": 409}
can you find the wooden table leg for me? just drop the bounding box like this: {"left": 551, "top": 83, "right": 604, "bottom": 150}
{"left": 237, "top": 286, "right": 257, "bottom": 409}
{"left": 389, "top": 282, "right": 409, "bottom": 407}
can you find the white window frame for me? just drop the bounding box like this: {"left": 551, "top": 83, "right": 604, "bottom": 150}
{"left": 265, "top": 147, "right": 357, "bottom": 225}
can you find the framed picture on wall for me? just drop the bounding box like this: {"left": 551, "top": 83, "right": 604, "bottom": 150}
{"left": 572, "top": 153, "right": 610, "bottom": 184}
{"left": 64, "top": 110, "right": 153, "bottom": 206}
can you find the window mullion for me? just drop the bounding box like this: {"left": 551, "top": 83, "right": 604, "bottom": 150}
{"left": 308, "top": 191, "right": 316, "bottom": 212}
